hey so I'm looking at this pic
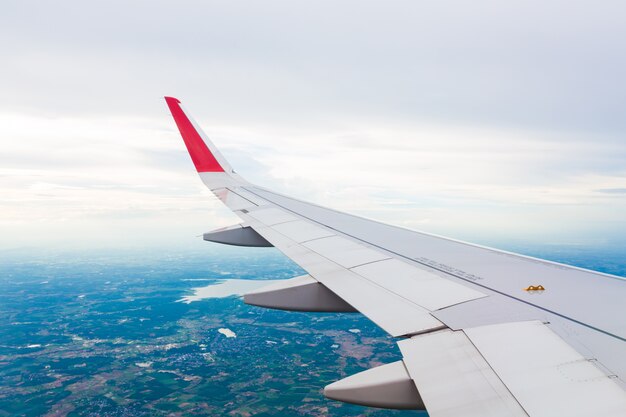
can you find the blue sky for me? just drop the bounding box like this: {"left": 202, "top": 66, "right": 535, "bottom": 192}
{"left": 1, "top": 1, "right": 625, "bottom": 251}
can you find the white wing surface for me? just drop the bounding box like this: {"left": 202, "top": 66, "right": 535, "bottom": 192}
{"left": 165, "top": 97, "right": 626, "bottom": 416}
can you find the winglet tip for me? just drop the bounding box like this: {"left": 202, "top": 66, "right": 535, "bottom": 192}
{"left": 164, "top": 96, "right": 227, "bottom": 173}
{"left": 164, "top": 96, "right": 181, "bottom": 105}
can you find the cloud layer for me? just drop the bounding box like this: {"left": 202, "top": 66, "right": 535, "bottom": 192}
{"left": 1, "top": 1, "right": 625, "bottom": 250}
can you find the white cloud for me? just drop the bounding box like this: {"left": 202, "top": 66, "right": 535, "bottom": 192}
{"left": 1, "top": 109, "right": 625, "bottom": 250}
{"left": 0, "top": 1, "right": 625, "bottom": 251}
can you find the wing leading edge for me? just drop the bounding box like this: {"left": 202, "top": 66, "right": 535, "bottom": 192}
{"left": 165, "top": 97, "right": 626, "bottom": 416}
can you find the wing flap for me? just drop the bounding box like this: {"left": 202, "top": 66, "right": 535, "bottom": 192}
{"left": 399, "top": 321, "right": 626, "bottom": 417}
{"left": 242, "top": 214, "right": 445, "bottom": 336}
{"left": 352, "top": 258, "right": 486, "bottom": 311}
{"left": 399, "top": 329, "right": 528, "bottom": 417}
{"left": 464, "top": 321, "right": 626, "bottom": 417}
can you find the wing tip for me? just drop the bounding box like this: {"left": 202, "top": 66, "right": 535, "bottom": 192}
{"left": 164, "top": 96, "right": 181, "bottom": 104}
{"left": 164, "top": 96, "right": 226, "bottom": 173}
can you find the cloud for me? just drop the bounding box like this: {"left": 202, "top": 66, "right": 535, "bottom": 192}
{"left": 0, "top": 1, "right": 625, "bottom": 250}
{"left": 596, "top": 188, "right": 626, "bottom": 194}
{"left": 2, "top": 1, "right": 626, "bottom": 131}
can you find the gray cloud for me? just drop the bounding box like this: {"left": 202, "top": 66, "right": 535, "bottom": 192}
{"left": 1, "top": 1, "right": 625, "bottom": 136}
{"left": 596, "top": 188, "right": 626, "bottom": 194}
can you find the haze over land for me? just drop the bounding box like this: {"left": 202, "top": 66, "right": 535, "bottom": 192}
{"left": 2, "top": 243, "right": 623, "bottom": 416}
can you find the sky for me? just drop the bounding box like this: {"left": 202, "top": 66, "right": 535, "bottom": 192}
{"left": 1, "top": 1, "right": 625, "bottom": 252}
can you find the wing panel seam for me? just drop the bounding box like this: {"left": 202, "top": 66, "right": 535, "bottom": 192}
{"left": 241, "top": 186, "right": 626, "bottom": 343}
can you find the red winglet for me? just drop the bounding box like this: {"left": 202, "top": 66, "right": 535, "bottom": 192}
{"left": 165, "top": 96, "right": 224, "bottom": 172}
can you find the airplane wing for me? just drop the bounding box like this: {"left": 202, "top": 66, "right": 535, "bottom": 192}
{"left": 165, "top": 96, "right": 626, "bottom": 416}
